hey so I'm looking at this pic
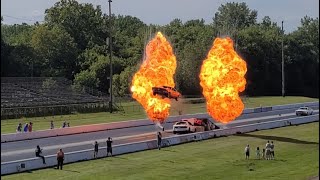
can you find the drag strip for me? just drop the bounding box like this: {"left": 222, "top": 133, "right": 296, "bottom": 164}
{"left": 1, "top": 106, "right": 318, "bottom": 162}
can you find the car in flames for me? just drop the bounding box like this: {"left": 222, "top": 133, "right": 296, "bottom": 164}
{"left": 173, "top": 118, "right": 219, "bottom": 134}
{"left": 152, "top": 86, "right": 181, "bottom": 101}
{"left": 295, "top": 107, "right": 314, "bottom": 116}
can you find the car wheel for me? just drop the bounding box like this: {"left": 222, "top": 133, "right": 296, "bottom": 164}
{"left": 153, "top": 92, "right": 156, "bottom": 96}
{"left": 173, "top": 131, "right": 176, "bottom": 134}
{"left": 175, "top": 98, "right": 178, "bottom": 101}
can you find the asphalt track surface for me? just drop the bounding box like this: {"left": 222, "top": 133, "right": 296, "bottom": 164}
{"left": 1, "top": 106, "right": 318, "bottom": 162}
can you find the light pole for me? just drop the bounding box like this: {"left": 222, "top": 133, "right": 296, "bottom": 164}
{"left": 281, "top": 21, "right": 285, "bottom": 97}
{"left": 108, "top": 0, "right": 113, "bottom": 113}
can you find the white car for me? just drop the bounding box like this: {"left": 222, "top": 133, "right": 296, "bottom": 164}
{"left": 295, "top": 107, "right": 313, "bottom": 116}
{"left": 173, "top": 119, "right": 204, "bottom": 134}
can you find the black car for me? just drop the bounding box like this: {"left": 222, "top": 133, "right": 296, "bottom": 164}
{"left": 152, "top": 86, "right": 181, "bottom": 101}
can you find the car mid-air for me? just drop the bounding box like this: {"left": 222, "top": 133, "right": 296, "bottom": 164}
{"left": 152, "top": 86, "right": 181, "bottom": 101}
{"left": 295, "top": 107, "right": 314, "bottom": 116}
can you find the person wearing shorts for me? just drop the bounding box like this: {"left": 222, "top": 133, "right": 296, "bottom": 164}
{"left": 265, "top": 141, "right": 271, "bottom": 160}
{"left": 244, "top": 144, "right": 250, "bottom": 159}
{"left": 270, "top": 141, "right": 275, "bottom": 160}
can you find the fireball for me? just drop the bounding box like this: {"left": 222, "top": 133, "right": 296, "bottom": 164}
{"left": 199, "top": 37, "right": 247, "bottom": 123}
{"left": 131, "top": 32, "right": 177, "bottom": 123}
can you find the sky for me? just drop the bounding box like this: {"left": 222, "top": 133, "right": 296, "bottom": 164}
{"left": 1, "top": 0, "right": 319, "bottom": 33}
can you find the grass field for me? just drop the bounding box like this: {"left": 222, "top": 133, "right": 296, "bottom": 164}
{"left": 2, "top": 122, "right": 318, "bottom": 180}
{"left": 1, "top": 96, "right": 318, "bottom": 134}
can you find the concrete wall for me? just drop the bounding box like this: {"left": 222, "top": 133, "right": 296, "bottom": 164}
{"left": 2, "top": 114, "right": 318, "bottom": 175}
{"left": 2, "top": 102, "right": 318, "bottom": 143}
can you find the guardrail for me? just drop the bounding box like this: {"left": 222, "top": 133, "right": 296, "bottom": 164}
{"left": 1, "top": 114, "right": 318, "bottom": 175}
{"left": 1, "top": 101, "right": 318, "bottom": 143}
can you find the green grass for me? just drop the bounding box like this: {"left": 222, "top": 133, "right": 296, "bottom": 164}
{"left": 1, "top": 96, "right": 318, "bottom": 134}
{"left": 2, "top": 122, "right": 318, "bottom": 180}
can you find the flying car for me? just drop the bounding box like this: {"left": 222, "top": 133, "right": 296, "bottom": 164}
{"left": 152, "top": 86, "right": 181, "bottom": 101}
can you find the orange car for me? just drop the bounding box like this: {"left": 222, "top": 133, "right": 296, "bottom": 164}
{"left": 152, "top": 86, "right": 181, "bottom": 101}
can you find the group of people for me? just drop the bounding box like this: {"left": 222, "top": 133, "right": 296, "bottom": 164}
{"left": 244, "top": 141, "right": 275, "bottom": 160}
{"left": 16, "top": 120, "right": 72, "bottom": 133}
{"left": 16, "top": 122, "right": 33, "bottom": 133}
{"left": 50, "top": 120, "right": 70, "bottom": 129}
{"left": 93, "top": 137, "right": 113, "bottom": 158}
{"left": 35, "top": 145, "right": 64, "bottom": 170}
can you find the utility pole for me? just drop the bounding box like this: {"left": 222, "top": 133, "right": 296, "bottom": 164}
{"left": 108, "top": 0, "right": 113, "bottom": 113}
{"left": 281, "top": 21, "right": 285, "bottom": 97}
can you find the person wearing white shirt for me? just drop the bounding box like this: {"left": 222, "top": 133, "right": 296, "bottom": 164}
{"left": 265, "top": 141, "right": 271, "bottom": 160}
{"left": 244, "top": 144, "right": 250, "bottom": 159}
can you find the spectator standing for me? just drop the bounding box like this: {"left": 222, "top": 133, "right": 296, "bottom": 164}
{"left": 28, "top": 122, "right": 33, "bottom": 132}
{"left": 106, "top": 137, "right": 113, "bottom": 157}
{"left": 50, "top": 120, "right": 54, "bottom": 129}
{"left": 16, "top": 123, "right": 22, "bottom": 133}
{"left": 67, "top": 122, "right": 70, "bottom": 127}
{"left": 256, "top": 147, "right": 261, "bottom": 159}
{"left": 62, "top": 121, "right": 66, "bottom": 128}
{"left": 57, "top": 149, "right": 64, "bottom": 170}
{"left": 244, "top": 144, "right": 250, "bottom": 159}
{"left": 35, "top": 145, "right": 46, "bottom": 164}
{"left": 265, "top": 141, "right": 271, "bottom": 160}
{"left": 93, "top": 141, "right": 99, "bottom": 158}
{"left": 157, "top": 132, "right": 162, "bottom": 150}
{"left": 23, "top": 123, "right": 29, "bottom": 132}
{"left": 262, "top": 148, "right": 266, "bottom": 159}
{"left": 270, "top": 141, "right": 275, "bottom": 160}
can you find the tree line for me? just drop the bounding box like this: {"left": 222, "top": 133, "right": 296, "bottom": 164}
{"left": 1, "top": 0, "right": 319, "bottom": 97}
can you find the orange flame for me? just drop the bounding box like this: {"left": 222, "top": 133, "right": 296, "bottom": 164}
{"left": 131, "top": 32, "right": 177, "bottom": 123}
{"left": 199, "top": 37, "right": 247, "bottom": 124}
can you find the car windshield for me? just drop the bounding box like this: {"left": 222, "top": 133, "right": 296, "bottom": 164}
{"left": 300, "top": 107, "right": 308, "bottom": 110}
{"left": 176, "top": 122, "right": 186, "bottom": 125}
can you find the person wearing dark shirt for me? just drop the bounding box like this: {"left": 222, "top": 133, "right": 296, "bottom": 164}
{"left": 57, "top": 149, "right": 64, "bottom": 170}
{"left": 35, "top": 145, "right": 46, "bottom": 164}
{"left": 106, "top": 137, "right": 113, "bottom": 157}
{"left": 50, "top": 120, "right": 54, "bottom": 129}
{"left": 94, "top": 141, "right": 99, "bottom": 158}
{"left": 23, "top": 123, "right": 28, "bottom": 132}
{"left": 157, "top": 132, "right": 162, "bottom": 150}
{"left": 16, "top": 123, "right": 22, "bottom": 133}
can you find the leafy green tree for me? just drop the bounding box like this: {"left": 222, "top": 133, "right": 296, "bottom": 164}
{"left": 285, "top": 16, "right": 319, "bottom": 97}
{"left": 213, "top": 2, "right": 257, "bottom": 37}
{"left": 31, "top": 25, "right": 79, "bottom": 78}
{"left": 73, "top": 70, "right": 99, "bottom": 88}
{"left": 1, "top": 23, "right": 34, "bottom": 46}
{"left": 44, "top": 0, "right": 107, "bottom": 50}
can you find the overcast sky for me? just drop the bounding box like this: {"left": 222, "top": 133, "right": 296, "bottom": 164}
{"left": 1, "top": 0, "right": 319, "bottom": 32}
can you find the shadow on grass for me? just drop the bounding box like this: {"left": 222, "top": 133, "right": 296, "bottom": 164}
{"left": 161, "top": 149, "right": 177, "bottom": 153}
{"left": 235, "top": 134, "right": 319, "bottom": 145}
{"left": 62, "top": 169, "right": 80, "bottom": 173}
